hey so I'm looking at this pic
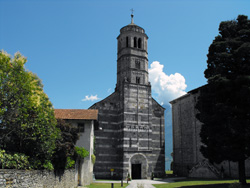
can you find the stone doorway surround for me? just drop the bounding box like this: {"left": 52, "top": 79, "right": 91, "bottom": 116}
{"left": 129, "top": 153, "right": 148, "bottom": 179}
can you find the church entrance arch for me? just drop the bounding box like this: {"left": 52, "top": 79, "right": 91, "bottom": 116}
{"left": 129, "top": 153, "right": 148, "bottom": 179}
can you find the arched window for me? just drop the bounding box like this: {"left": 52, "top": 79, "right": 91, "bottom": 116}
{"left": 126, "top": 37, "right": 129, "bottom": 47}
{"left": 134, "top": 37, "right": 137, "bottom": 48}
{"left": 138, "top": 38, "right": 142, "bottom": 49}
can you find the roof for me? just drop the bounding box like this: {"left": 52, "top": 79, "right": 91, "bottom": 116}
{"left": 169, "top": 85, "right": 206, "bottom": 104}
{"left": 54, "top": 109, "right": 98, "bottom": 120}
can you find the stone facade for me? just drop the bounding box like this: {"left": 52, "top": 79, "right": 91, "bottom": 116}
{"left": 170, "top": 87, "right": 250, "bottom": 178}
{"left": 90, "top": 17, "right": 165, "bottom": 180}
{"left": 0, "top": 169, "right": 77, "bottom": 188}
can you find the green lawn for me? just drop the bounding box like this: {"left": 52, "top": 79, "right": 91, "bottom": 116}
{"left": 86, "top": 183, "right": 129, "bottom": 188}
{"left": 166, "top": 171, "right": 173, "bottom": 175}
{"left": 85, "top": 179, "right": 250, "bottom": 188}
{"left": 153, "top": 179, "right": 250, "bottom": 188}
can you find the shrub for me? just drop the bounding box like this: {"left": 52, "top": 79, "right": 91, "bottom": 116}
{"left": 65, "top": 157, "right": 75, "bottom": 169}
{"left": 0, "top": 149, "right": 30, "bottom": 169}
{"left": 75, "top": 146, "right": 89, "bottom": 159}
{"left": 91, "top": 154, "right": 96, "bottom": 164}
{"left": 43, "top": 160, "right": 54, "bottom": 170}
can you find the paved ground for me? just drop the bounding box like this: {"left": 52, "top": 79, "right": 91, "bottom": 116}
{"left": 125, "top": 179, "right": 165, "bottom": 188}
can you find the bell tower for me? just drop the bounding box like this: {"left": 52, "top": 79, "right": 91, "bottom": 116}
{"left": 90, "top": 13, "right": 165, "bottom": 180}
{"left": 116, "top": 13, "right": 149, "bottom": 91}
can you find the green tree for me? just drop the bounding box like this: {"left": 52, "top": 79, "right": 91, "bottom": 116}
{"left": 0, "top": 51, "right": 59, "bottom": 169}
{"left": 196, "top": 15, "right": 250, "bottom": 185}
{"left": 52, "top": 119, "right": 79, "bottom": 170}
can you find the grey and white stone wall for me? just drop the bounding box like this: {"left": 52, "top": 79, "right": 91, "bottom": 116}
{"left": 0, "top": 169, "right": 77, "bottom": 188}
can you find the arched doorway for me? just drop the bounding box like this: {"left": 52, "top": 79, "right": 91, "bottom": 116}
{"left": 129, "top": 153, "right": 148, "bottom": 179}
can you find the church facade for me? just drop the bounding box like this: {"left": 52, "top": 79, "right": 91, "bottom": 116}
{"left": 90, "top": 16, "right": 165, "bottom": 179}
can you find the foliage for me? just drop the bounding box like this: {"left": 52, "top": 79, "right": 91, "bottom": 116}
{"left": 0, "top": 51, "right": 60, "bottom": 169}
{"left": 196, "top": 15, "right": 250, "bottom": 185}
{"left": 91, "top": 154, "right": 96, "bottom": 164}
{"left": 0, "top": 149, "right": 30, "bottom": 169}
{"left": 52, "top": 119, "right": 78, "bottom": 170}
{"left": 43, "top": 160, "right": 54, "bottom": 170}
{"left": 165, "top": 170, "right": 173, "bottom": 175}
{"left": 75, "top": 146, "right": 89, "bottom": 159}
{"left": 65, "top": 156, "right": 75, "bottom": 169}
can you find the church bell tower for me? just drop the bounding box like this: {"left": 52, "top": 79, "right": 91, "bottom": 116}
{"left": 90, "top": 13, "right": 165, "bottom": 180}
{"left": 116, "top": 13, "right": 149, "bottom": 91}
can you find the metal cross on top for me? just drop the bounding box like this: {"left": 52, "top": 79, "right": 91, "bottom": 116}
{"left": 130, "top": 8, "right": 134, "bottom": 15}
{"left": 130, "top": 8, "right": 134, "bottom": 24}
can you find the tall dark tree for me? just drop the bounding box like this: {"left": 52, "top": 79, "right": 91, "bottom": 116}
{"left": 196, "top": 15, "right": 250, "bottom": 185}
{"left": 52, "top": 119, "right": 79, "bottom": 171}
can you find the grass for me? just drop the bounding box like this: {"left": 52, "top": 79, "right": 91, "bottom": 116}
{"left": 85, "top": 178, "right": 250, "bottom": 188}
{"left": 166, "top": 171, "right": 173, "bottom": 175}
{"left": 95, "top": 179, "right": 121, "bottom": 181}
{"left": 153, "top": 179, "right": 250, "bottom": 188}
{"left": 86, "top": 183, "right": 129, "bottom": 188}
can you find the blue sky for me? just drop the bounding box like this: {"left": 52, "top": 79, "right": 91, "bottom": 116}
{"left": 1, "top": 0, "right": 250, "bottom": 109}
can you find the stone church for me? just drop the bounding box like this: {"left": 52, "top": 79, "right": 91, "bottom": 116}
{"left": 89, "top": 15, "right": 165, "bottom": 179}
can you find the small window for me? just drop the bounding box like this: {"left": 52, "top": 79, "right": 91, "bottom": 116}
{"left": 78, "top": 123, "right": 85, "bottom": 132}
{"left": 134, "top": 37, "right": 137, "bottom": 48}
{"left": 136, "top": 77, "right": 140, "bottom": 84}
{"left": 138, "top": 38, "right": 142, "bottom": 48}
{"left": 135, "top": 60, "right": 140, "bottom": 69}
{"left": 126, "top": 37, "right": 129, "bottom": 47}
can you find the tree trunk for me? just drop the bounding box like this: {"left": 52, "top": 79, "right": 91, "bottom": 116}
{"left": 238, "top": 159, "right": 247, "bottom": 185}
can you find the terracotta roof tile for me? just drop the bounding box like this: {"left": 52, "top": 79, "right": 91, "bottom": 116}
{"left": 54, "top": 109, "right": 98, "bottom": 120}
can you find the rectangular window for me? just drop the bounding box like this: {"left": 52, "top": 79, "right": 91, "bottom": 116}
{"left": 136, "top": 77, "right": 140, "bottom": 84}
{"left": 135, "top": 60, "right": 140, "bottom": 69}
{"left": 78, "top": 123, "right": 85, "bottom": 132}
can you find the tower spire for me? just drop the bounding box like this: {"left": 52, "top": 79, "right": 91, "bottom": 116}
{"left": 130, "top": 8, "right": 134, "bottom": 24}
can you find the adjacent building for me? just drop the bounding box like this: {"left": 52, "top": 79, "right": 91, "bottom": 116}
{"left": 54, "top": 109, "right": 98, "bottom": 186}
{"left": 170, "top": 87, "right": 250, "bottom": 178}
{"left": 90, "top": 15, "right": 165, "bottom": 180}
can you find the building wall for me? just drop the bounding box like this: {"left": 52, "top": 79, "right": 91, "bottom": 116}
{"left": 171, "top": 90, "right": 250, "bottom": 178}
{"left": 90, "top": 86, "right": 165, "bottom": 179}
{"left": 90, "top": 92, "right": 123, "bottom": 179}
{"left": 0, "top": 169, "right": 77, "bottom": 188}
{"left": 66, "top": 119, "right": 94, "bottom": 185}
{"left": 171, "top": 91, "right": 202, "bottom": 176}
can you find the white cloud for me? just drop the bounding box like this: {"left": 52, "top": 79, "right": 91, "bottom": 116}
{"left": 149, "top": 61, "right": 187, "bottom": 105}
{"left": 81, "top": 95, "right": 100, "bottom": 102}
